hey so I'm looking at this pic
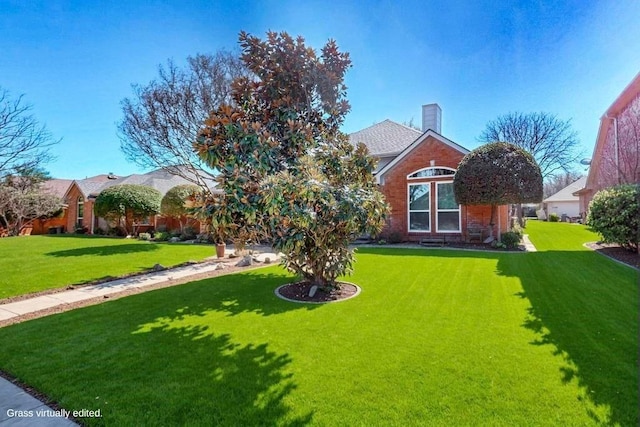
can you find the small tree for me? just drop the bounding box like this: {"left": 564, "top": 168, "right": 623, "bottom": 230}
{"left": 94, "top": 184, "right": 161, "bottom": 235}
{"left": 586, "top": 184, "right": 639, "bottom": 252}
{"left": 160, "top": 184, "right": 201, "bottom": 233}
{"left": 262, "top": 141, "right": 388, "bottom": 288}
{"left": 453, "top": 142, "right": 543, "bottom": 240}
{"left": 0, "top": 167, "right": 62, "bottom": 236}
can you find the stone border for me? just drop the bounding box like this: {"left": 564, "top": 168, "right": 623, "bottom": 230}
{"left": 583, "top": 242, "right": 640, "bottom": 271}
{"left": 274, "top": 282, "right": 362, "bottom": 304}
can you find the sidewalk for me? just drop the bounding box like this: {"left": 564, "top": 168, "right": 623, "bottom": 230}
{"left": 0, "top": 251, "right": 280, "bottom": 324}
{"left": 0, "top": 250, "right": 280, "bottom": 425}
{"left": 0, "top": 380, "right": 77, "bottom": 426}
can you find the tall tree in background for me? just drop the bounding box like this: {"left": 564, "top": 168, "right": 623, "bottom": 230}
{"left": 0, "top": 88, "right": 58, "bottom": 179}
{"left": 453, "top": 142, "right": 543, "bottom": 240}
{"left": 196, "top": 31, "right": 388, "bottom": 288}
{"left": 478, "top": 112, "right": 581, "bottom": 178}
{"left": 118, "top": 51, "right": 248, "bottom": 189}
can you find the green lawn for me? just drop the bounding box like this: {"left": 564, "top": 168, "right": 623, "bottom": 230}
{"left": 0, "top": 222, "right": 637, "bottom": 425}
{"left": 0, "top": 235, "right": 216, "bottom": 299}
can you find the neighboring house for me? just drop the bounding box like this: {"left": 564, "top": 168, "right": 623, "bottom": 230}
{"left": 67, "top": 168, "right": 217, "bottom": 235}
{"left": 543, "top": 176, "right": 586, "bottom": 220}
{"left": 31, "top": 179, "right": 74, "bottom": 234}
{"left": 576, "top": 72, "right": 640, "bottom": 214}
{"left": 350, "top": 103, "right": 509, "bottom": 242}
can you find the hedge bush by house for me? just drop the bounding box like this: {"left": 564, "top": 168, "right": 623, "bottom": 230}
{"left": 586, "top": 184, "right": 639, "bottom": 252}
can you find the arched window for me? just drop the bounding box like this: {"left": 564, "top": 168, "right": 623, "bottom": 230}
{"left": 407, "top": 167, "right": 456, "bottom": 179}
{"left": 77, "top": 196, "right": 84, "bottom": 227}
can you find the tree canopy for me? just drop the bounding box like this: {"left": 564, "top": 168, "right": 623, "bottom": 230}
{"left": 478, "top": 112, "right": 580, "bottom": 178}
{"left": 94, "top": 184, "right": 161, "bottom": 234}
{"left": 195, "top": 31, "right": 388, "bottom": 287}
{"left": 160, "top": 184, "right": 201, "bottom": 232}
{"left": 454, "top": 142, "right": 543, "bottom": 237}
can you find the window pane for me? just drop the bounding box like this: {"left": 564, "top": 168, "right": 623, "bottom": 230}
{"left": 410, "top": 168, "right": 455, "bottom": 178}
{"left": 410, "top": 212, "right": 430, "bottom": 231}
{"left": 437, "top": 183, "right": 457, "bottom": 209}
{"left": 409, "top": 184, "right": 430, "bottom": 210}
{"left": 438, "top": 212, "right": 460, "bottom": 231}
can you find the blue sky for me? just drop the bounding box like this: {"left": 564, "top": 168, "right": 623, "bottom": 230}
{"left": 1, "top": 0, "right": 639, "bottom": 179}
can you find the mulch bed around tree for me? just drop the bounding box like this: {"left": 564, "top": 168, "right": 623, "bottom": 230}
{"left": 276, "top": 281, "right": 360, "bottom": 303}
{"left": 585, "top": 242, "right": 639, "bottom": 269}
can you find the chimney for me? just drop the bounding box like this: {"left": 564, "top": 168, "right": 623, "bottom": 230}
{"left": 421, "top": 103, "right": 442, "bottom": 133}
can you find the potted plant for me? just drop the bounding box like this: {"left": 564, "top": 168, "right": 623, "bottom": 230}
{"left": 213, "top": 224, "right": 229, "bottom": 259}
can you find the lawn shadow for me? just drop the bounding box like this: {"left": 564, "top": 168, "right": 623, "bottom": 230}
{"left": 45, "top": 243, "right": 159, "bottom": 257}
{"left": 496, "top": 250, "right": 638, "bottom": 426}
{"left": 122, "top": 268, "right": 322, "bottom": 322}
{"left": 358, "top": 246, "right": 639, "bottom": 425}
{"left": 117, "top": 326, "right": 313, "bottom": 426}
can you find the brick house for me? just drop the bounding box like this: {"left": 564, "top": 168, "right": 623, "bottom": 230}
{"left": 31, "top": 179, "right": 74, "bottom": 234}
{"left": 350, "top": 104, "right": 508, "bottom": 242}
{"left": 575, "top": 72, "right": 640, "bottom": 215}
{"left": 34, "top": 168, "right": 216, "bottom": 235}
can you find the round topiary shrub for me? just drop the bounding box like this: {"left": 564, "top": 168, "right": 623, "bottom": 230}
{"left": 586, "top": 184, "right": 639, "bottom": 252}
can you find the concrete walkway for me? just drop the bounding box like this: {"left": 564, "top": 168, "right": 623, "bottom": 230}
{"left": 0, "top": 250, "right": 280, "bottom": 425}
{"left": 0, "top": 251, "right": 280, "bottom": 324}
{"left": 0, "top": 379, "right": 77, "bottom": 426}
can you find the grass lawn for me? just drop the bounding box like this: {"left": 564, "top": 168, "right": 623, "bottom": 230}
{"left": 0, "top": 221, "right": 637, "bottom": 425}
{"left": 0, "top": 235, "right": 216, "bottom": 299}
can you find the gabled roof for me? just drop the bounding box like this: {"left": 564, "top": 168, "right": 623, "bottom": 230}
{"left": 67, "top": 167, "right": 220, "bottom": 200}
{"left": 543, "top": 176, "right": 587, "bottom": 203}
{"left": 74, "top": 175, "right": 117, "bottom": 199}
{"left": 375, "top": 129, "right": 470, "bottom": 184}
{"left": 349, "top": 119, "right": 422, "bottom": 157}
{"left": 41, "top": 179, "right": 73, "bottom": 199}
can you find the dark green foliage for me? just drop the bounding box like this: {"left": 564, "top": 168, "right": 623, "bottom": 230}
{"left": 500, "top": 230, "right": 522, "bottom": 249}
{"left": 161, "top": 185, "right": 201, "bottom": 218}
{"left": 549, "top": 213, "right": 559, "bottom": 222}
{"left": 587, "top": 184, "right": 639, "bottom": 252}
{"left": 94, "top": 184, "right": 161, "bottom": 234}
{"left": 454, "top": 142, "right": 543, "bottom": 238}
{"left": 454, "top": 142, "right": 543, "bottom": 206}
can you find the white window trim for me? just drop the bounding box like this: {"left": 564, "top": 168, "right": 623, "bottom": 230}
{"left": 407, "top": 166, "right": 456, "bottom": 180}
{"left": 435, "top": 181, "right": 461, "bottom": 233}
{"left": 407, "top": 183, "right": 430, "bottom": 233}
{"left": 77, "top": 197, "right": 84, "bottom": 223}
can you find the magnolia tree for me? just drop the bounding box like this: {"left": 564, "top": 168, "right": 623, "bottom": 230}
{"left": 160, "top": 184, "right": 201, "bottom": 233}
{"left": 453, "top": 142, "right": 543, "bottom": 239}
{"left": 94, "top": 184, "right": 161, "bottom": 235}
{"left": 262, "top": 142, "right": 387, "bottom": 287}
{"left": 195, "top": 31, "right": 388, "bottom": 288}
